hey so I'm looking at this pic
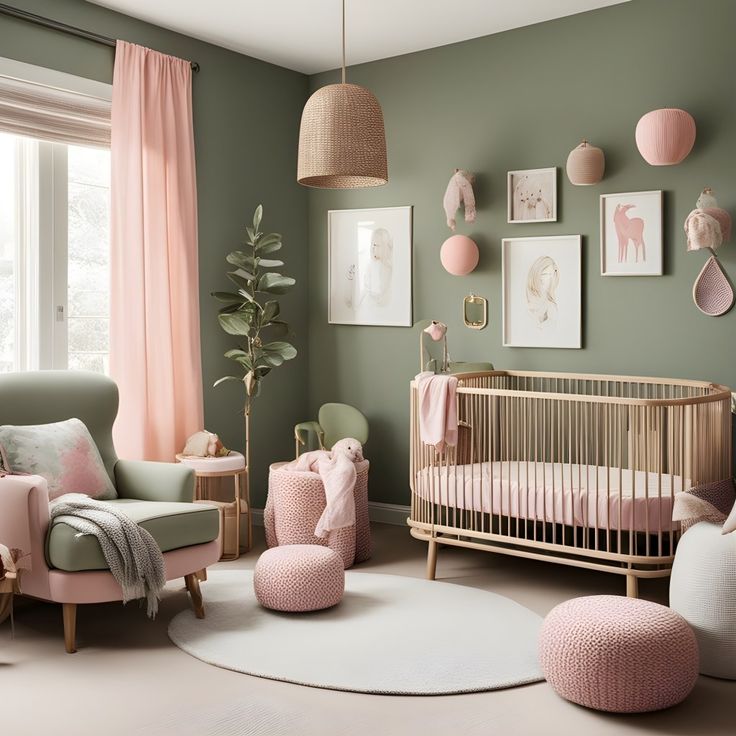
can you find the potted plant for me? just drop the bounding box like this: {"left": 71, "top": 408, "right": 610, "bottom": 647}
{"left": 212, "top": 205, "right": 297, "bottom": 501}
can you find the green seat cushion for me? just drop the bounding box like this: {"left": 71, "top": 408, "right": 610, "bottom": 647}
{"left": 46, "top": 499, "right": 220, "bottom": 572}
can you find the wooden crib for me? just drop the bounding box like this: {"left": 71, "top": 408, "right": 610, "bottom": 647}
{"left": 409, "top": 371, "right": 732, "bottom": 596}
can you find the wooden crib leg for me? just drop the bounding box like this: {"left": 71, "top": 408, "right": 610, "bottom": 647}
{"left": 426, "top": 538, "right": 438, "bottom": 581}
{"left": 626, "top": 574, "right": 639, "bottom": 598}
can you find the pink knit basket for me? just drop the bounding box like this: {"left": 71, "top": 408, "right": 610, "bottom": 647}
{"left": 264, "top": 460, "right": 371, "bottom": 569}
{"left": 539, "top": 595, "right": 698, "bottom": 713}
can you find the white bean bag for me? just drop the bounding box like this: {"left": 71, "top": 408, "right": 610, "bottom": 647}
{"left": 670, "top": 522, "right": 736, "bottom": 680}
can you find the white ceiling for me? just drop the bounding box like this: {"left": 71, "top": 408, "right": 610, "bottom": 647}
{"left": 86, "top": 0, "right": 629, "bottom": 74}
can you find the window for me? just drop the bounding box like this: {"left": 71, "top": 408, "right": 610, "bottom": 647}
{"left": 0, "top": 133, "right": 110, "bottom": 374}
{"left": 0, "top": 59, "right": 111, "bottom": 374}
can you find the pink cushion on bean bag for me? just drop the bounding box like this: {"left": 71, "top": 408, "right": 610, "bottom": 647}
{"left": 539, "top": 595, "right": 698, "bottom": 713}
{"left": 253, "top": 544, "right": 344, "bottom": 613}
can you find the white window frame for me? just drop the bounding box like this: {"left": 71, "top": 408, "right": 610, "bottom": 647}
{"left": 0, "top": 57, "right": 111, "bottom": 372}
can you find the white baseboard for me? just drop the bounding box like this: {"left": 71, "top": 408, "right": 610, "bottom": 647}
{"left": 250, "top": 502, "right": 410, "bottom": 528}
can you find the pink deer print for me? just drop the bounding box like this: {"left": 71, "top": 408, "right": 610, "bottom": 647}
{"left": 613, "top": 204, "right": 646, "bottom": 263}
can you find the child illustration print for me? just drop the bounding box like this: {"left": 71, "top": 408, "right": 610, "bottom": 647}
{"left": 514, "top": 174, "right": 552, "bottom": 221}
{"left": 526, "top": 255, "right": 559, "bottom": 328}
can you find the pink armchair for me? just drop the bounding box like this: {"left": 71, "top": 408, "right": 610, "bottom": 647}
{"left": 0, "top": 371, "right": 220, "bottom": 652}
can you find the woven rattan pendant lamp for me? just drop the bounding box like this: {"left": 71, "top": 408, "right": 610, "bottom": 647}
{"left": 297, "top": 0, "right": 388, "bottom": 188}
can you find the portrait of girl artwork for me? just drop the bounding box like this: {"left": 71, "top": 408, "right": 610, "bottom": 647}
{"left": 328, "top": 206, "right": 413, "bottom": 326}
{"left": 502, "top": 235, "right": 581, "bottom": 348}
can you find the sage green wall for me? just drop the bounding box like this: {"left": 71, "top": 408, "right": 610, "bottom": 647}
{"left": 0, "top": 0, "right": 310, "bottom": 505}
{"left": 307, "top": 0, "right": 736, "bottom": 506}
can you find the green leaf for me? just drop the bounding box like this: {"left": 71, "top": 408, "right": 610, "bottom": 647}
{"left": 211, "top": 291, "right": 243, "bottom": 303}
{"left": 218, "top": 311, "right": 252, "bottom": 335}
{"left": 218, "top": 302, "right": 242, "bottom": 315}
{"left": 232, "top": 267, "right": 256, "bottom": 282}
{"left": 261, "top": 341, "right": 297, "bottom": 360}
{"left": 258, "top": 258, "right": 284, "bottom": 268}
{"left": 261, "top": 300, "right": 280, "bottom": 324}
{"left": 213, "top": 376, "right": 241, "bottom": 388}
{"left": 257, "top": 273, "right": 295, "bottom": 294}
{"left": 261, "top": 352, "right": 285, "bottom": 367}
{"left": 253, "top": 205, "right": 263, "bottom": 232}
{"left": 226, "top": 251, "right": 253, "bottom": 270}
{"left": 255, "top": 233, "right": 282, "bottom": 254}
{"left": 224, "top": 348, "right": 248, "bottom": 359}
{"left": 226, "top": 271, "right": 250, "bottom": 290}
{"left": 245, "top": 226, "right": 256, "bottom": 243}
{"left": 257, "top": 240, "right": 282, "bottom": 255}
{"left": 254, "top": 366, "right": 272, "bottom": 379}
{"left": 237, "top": 288, "right": 257, "bottom": 303}
{"left": 232, "top": 354, "right": 253, "bottom": 369}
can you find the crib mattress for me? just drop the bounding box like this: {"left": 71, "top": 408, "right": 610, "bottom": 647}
{"left": 415, "top": 461, "right": 686, "bottom": 533}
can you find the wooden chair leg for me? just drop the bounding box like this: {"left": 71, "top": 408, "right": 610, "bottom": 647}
{"left": 196, "top": 568, "right": 207, "bottom": 582}
{"left": 62, "top": 603, "right": 77, "bottom": 654}
{"left": 185, "top": 573, "right": 205, "bottom": 618}
{"left": 426, "top": 538, "right": 438, "bottom": 581}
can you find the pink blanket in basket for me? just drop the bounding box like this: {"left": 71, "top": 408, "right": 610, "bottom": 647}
{"left": 284, "top": 439, "right": 363, "bottom": 538}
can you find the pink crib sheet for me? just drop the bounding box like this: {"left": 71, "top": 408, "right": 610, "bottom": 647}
{"left": 416, "top": 461, "right": 686, "bottom": 533}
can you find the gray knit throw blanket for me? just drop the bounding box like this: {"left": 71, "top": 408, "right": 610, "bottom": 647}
{"left": 49, "top": 494, "right": 166, "bottom": 617}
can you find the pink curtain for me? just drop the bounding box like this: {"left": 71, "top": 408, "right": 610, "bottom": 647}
{"left": 110, "top": 41, "right": 203, "bottom": 461}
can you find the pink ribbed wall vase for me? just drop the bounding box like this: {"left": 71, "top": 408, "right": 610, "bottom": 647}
{"left": 635, "top": 108, "right": 696, "bottom": 165}
{"left": 566, "top": 139, "right": 605, "bottom": 185}
{"left": 440, "top": 235, "right": 479, "bottom": 275}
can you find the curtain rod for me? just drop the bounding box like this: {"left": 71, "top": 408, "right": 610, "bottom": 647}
{"left": 0, "top": 3, "right": 200, "bottom": 72}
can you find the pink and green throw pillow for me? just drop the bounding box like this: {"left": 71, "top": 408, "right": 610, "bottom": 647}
{"left": 0, "top": 418, "right": 116, "bottom": 501}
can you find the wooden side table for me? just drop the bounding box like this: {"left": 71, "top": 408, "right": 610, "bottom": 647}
{"left": 176, "top": 452, "right": 252, "bottom": 560}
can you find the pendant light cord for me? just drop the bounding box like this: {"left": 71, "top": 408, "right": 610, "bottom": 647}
{"left": 341, "top": 0, "right": 346, "bottom": 84}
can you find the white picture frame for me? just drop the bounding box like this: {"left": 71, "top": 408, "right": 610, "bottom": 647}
{"left": 507, "top": 167, "right": 558, "bottom": 224}
{"left": 600, "top": 190, "right": 663, "bottom": 276}
{"left": 328, "top": 206, "right": 413, "bottom": 327}
{"left": 502, "top": 235, "right": 582, "bottom": 349}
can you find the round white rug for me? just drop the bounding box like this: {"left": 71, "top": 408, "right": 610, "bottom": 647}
{"left": 168, "top": 569, "right": 543, "bottom": 695}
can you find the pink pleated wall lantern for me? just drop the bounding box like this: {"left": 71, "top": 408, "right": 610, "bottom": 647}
{"left": 635, "top": 108, "right": 696, "bottom": 165}
{"left": 440, "top": 235, "right": 479, "bottom": 275}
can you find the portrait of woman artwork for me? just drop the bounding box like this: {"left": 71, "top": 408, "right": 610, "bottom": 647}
{"left": 328, "top": 206, "right": 413, "bottom": 326}
{"left": 502, "top": 235, "right": 581, "bottom": 348}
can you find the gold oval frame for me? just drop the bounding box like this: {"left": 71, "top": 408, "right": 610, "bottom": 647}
{"left": 463, "top": 293, "right": 487, "bottom": 330}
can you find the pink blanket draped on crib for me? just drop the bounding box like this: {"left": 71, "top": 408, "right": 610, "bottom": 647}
{"left": 415, "top": 372, "right": 458, "bottom": 453}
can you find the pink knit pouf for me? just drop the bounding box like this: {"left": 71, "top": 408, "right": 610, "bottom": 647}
{"left": 253, "top": 545, "right": 345, "bottom": 613}
{"left": 539, "top": 595, "right": 698, "bottom": 713}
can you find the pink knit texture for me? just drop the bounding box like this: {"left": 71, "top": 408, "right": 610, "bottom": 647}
{"left": 253, "top": 545, "right": 344, "bottom": 612}
{"left": 635, "top": 108, "right": 696, "bottom": 165}
{"left": 264, "top": 460, "right": 371, "bottom": 568}
{"left": 539, "top": 595, "right": 698, "bottom": 713}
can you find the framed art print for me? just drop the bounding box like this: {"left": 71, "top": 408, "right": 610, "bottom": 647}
{"left": 600, "top": 190, "right": 663, "bottom": 276}
{"left": 328, "top": 206, "right": 413, "bottom": 326}
{"left": 507, "top": 168, "right": 558, "bottom": 224}
{"left": 502, "top": 235, "right": 581, "bottom": 349}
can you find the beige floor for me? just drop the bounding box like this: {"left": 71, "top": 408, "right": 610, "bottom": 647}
{"left": 2, "top": 523, "right": 733, "bottom": 736}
